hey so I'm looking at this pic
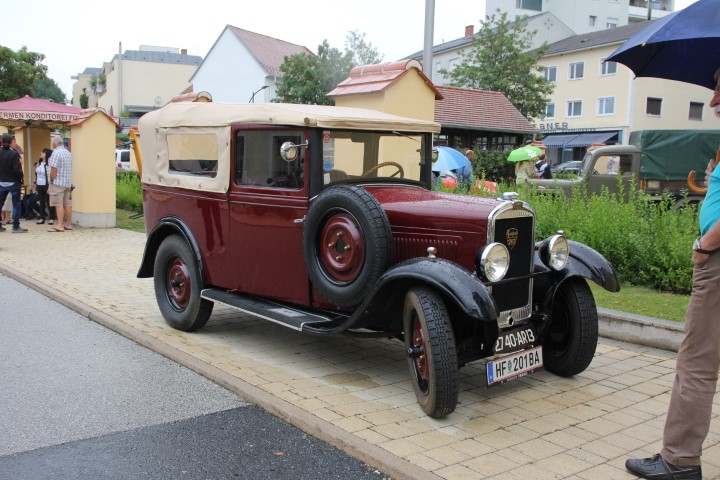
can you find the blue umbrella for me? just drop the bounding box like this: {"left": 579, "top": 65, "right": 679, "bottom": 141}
{"left": 431, "top": 146, "right": 471, "bottom": 172}
{"left": 606, "top": 0, "right": 720, "bottom": 90}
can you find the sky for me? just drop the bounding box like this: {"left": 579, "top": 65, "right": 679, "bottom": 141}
{"left": 1, "top": 0, "right": 699, "bottom": 102}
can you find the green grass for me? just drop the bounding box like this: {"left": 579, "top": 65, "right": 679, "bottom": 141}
{"left": 590, "top": 282, "right": 689, "bottom": 322}
{"left": 116, "top": 208, "right": 145, "bottom": 233}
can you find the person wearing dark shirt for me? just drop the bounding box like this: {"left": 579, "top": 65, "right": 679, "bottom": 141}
{"left": 0, "top": 133, "right": 27, "bottom": 233}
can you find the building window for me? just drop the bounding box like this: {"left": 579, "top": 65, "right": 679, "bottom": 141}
{"left": 607, "top": 18, "right": 618, "bottom": 28}
{"left": 601, "top": 60, "right": 617, "bottom": 76}
{"left": 567, "top": 100, "right": 583, "bottom": 117}
{"left": 545, "top": 103, "right": 555, "bottom": 119}
{"left": 448, "top": 58, "right": 460, "bottom": 71}
{"left": 646, "top": 97, "right": 662, "bottom": 116}
{"left": 569, "top": 62, "right": 584, "bottom": 80}
{"left": 598, "top": 97, "right": 615, "bottom": 115}
{"left": 589, "top": 15, "right": 597, "bottom": 26}
{"left": 544, "top": 66, "right": 557, "bottom": 82}
{"left": 516, "top": 0, "right": 542, "bottom": 11}
{"left": 689, "top": 102, "right": 704, "bottom": 120}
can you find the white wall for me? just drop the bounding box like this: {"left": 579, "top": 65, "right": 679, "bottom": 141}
{"left": 192, "top": 28, "right": 273, "bottom": 104}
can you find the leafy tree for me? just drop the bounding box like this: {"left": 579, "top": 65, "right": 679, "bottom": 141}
{"left": 274, "top": 53, "right": 329, "bottom": 105}
{"left": 274, "top": 31, "right": 384, "bottom": 105}
{"left": 0, "top": 46, "right": 48, "bottom": 101}
{"left": 79, "top": 88, "right": 89, "bottom": 109}
{"left": 32, "top": 75, "right": 66, "bottom": 103}
{"left": 439, "top": 10, "right": 554, "bottom": 120}
{"left": 345, "top": 30, "right": 384, "bottom": 66}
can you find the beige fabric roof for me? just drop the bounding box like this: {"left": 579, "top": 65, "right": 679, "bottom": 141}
{"left": 139, "top": 102, "right": 441, "bottom": 132}
{"left": 138, "top": 102, "right": 440, "bottom": 194}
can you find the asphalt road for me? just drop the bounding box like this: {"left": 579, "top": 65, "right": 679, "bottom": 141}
{"left": 0, "top": 274, "right": 387, "bottom": 480}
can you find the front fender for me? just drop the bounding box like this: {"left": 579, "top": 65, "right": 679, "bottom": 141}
{"left": 563, "top": 240, "right": 620, "bottom": 292}
{"left": 137, "top": 216, "right": 205, "bottom": 280}
{"left": 304, "top": 258, "right": 499, "bottom": 336}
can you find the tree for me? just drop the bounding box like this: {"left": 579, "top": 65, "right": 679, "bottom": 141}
{"left": 274, "top": 31, "right": 384, "bottom": 105}
{"left": 0, "top": 46, "right": 48, "bottom": 101}
{"left": 345, "top": 30, "right": 384, "bottom": 66}
{"left": 32, "top": 75, "right": 66, "bottom": 104}
{"left": 439, "top": 10, "right": 554, "bottom": 120}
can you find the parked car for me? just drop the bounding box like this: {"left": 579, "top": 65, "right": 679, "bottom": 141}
{"left": 115, "top": 149, "right": 131, "bottom": 171}
{"left": 551, "top": 160, "right": 582, "bottom": 175}
{"left": 137, "top": 102, "right": 619, "bottom": 418}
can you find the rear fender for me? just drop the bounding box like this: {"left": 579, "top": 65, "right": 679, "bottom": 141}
{"left": 137, "top": 217, "right": 205, "bottom": 281}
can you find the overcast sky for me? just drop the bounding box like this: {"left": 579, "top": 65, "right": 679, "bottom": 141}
{"left": 1, "top": 0, "right": 699, "bottom": 101}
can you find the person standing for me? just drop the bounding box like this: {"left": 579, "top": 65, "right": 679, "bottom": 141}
{"left": 514, "top": 158, "right": 536, "bottom": 186}
{"left": 0, "top": 133, "right": 27, "bottom": 233}
{"left": 625, "top": 69, "right": 720, "bottom": 480}
{"left": 47, "top": 135, "right": 73, "bottom": 232}
{"left": 34, "top": 149, "right": 56, "bottom": 225}
{"left": 537, "top": 154, "right": 552, "bottom": 179}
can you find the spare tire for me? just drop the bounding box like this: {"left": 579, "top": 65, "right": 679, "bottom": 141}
{"left": 303, "top": 185, "right": 393, "bottom": 307}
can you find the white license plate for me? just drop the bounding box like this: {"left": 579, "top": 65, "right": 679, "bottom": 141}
{"left": 486, "top": 346, "right": 543, "bottom": 386}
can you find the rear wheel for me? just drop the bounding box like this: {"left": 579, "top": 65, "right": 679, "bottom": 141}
{"left": 403, "top": 287, "right": 458, "bottom": 418}
{"left": 543, "top": 277, "right": 597, "bottom": 376}
{"left": 154, "top": 235, "right": 213, "bottom": 331}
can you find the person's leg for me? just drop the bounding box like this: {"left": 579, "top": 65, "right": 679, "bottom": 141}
{"left": 661, "top": 253, "right": 720, "bottom": 466}
{"left": 63, "top": 189, "right": 72, "bottom": 229}
{"left": 37, "top": 186, "right": 47, "bottom": 222}
{"left": 0, "top": 186, "right": 8, "bottom": 231}
{"left": 10, "top": 183, "right": 25, "bottom": 231}
{"left": 48, "top": 184, "right": 64, "bottom": 231}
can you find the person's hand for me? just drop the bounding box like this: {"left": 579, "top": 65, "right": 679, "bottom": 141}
{"left": 705, "top": 158, "right": 717, "bottom": 186}
{"left": 693, "top": 250, "right": 710, "bottom": 266}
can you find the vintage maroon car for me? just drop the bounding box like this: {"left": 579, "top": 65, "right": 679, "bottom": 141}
{"left": 137, "top": 102, "right": 619, "bottom": 418}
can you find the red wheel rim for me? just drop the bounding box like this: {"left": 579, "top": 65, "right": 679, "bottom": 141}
{"left": 318, "top": 213, "right": 365, "bottom": 283}
{"left": 166, "top": 256, "right": 191, "bottom": 310}
{"left": 412, "top": 318, "right": 429, "bottom": 385}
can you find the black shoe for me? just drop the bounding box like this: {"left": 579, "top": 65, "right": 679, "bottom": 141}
{"left": 11, "top": 227, "right": 28, "bottom": 233}
{"left": 626, "top": 454, "right": 701, "bottom": 479}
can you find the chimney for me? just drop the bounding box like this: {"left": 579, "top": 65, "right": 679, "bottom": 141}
{"left": 181, "top": 48, "right": 187, "bottom": 55}
{"left": 465, "top": 25, "right": 474, "bottom": 37}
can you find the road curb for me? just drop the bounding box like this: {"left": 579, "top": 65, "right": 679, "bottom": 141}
{"left": 598, "top": 307, "right": 683, "bottom": 352}
{"left": 0, "top": 264, "right": 442, "bottom": 480}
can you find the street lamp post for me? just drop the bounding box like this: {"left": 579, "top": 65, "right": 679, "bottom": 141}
{"left": 249, "top": 85, "right": 269, "bottom": 103}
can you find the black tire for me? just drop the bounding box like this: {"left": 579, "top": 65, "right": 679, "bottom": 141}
{"left": 154, "top": 235, "right": 213, "bottom": 331}
{"left": 403, "top": 287, "right": 458, "bottom": 418}
{"left": 303, "top": 185, "right": 393, "bottom": 307}
{"left": 543, "top": 277, "right": 598, "bottom": 377}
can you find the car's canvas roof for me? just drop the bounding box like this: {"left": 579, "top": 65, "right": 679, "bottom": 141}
{"left": 140, "top": 102, "right": 441, "bottom": 132}
{"left": 138, "top": 102, "right": 440, "bottom": 194}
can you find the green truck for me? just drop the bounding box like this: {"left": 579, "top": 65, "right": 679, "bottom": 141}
{"left": 529, "top": 129, "right": 720, "bottom": 207}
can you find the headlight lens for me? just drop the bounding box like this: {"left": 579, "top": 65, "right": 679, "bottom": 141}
{"left": 546, "top": 234, "right": 569, "bottom": 271}
{"left": 477, "top": 242, "right": 510, "bottom": 282}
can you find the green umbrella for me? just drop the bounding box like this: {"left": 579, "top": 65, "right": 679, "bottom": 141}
{"left": 507, "top": 145, "right": 543, "bottom": 163}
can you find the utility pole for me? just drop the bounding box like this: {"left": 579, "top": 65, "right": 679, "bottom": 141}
{"left": 423, "top": 0, "right": 435, "bottom": 78}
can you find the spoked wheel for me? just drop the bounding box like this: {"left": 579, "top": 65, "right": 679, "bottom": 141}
{"left": 154, "top": 235, "right": 213, "bottom": 331}
{"left": 403, "top": 287, "right": 458, "bottom": 418}
{"left": 543, "top": 277, "right": 598, "bottom": 377}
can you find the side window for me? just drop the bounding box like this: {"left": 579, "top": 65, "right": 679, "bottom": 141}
{"left": 237, "top": 130, "right": 304, "bottom": 189}
{"left": 167, "top": 134, "right": 218, "bottom": 177}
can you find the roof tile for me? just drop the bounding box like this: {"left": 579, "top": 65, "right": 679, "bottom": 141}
{"left": 229, "top": 26, "right": 314, "bottom": 76}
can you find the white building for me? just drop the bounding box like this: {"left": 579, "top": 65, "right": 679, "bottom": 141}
{"left": 190, "top": 26, "right": 314, "bottom": 104}
{"left": 486, "top": 0, "right": 675, "bottom": 35}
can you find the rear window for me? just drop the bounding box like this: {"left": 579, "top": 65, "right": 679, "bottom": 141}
{"left": 167, "top": 133, "right": 218, "bottom": 178}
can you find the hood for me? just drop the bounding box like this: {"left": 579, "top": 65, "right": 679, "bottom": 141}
{"left": 363, "top": 185, "right": 500, "bottom": 234}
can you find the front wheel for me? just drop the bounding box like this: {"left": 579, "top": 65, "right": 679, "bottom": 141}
{"left": 543, "top": 277, "right": 598, "bottom": 377}
{"left": 154, "top": 235, "right": 213, "bottom": 331}
{"left": 403, "top": 287, "right": 458, "bottom": 418}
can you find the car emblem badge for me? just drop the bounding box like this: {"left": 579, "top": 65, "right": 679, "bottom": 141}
{"left": 506, "top": 228, "right": 518, "bottom": 249}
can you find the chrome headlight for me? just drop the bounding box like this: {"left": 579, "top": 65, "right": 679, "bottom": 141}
{"left": 543, "top": 234, "right": 569, "bottom": 271}
{"left": 477, "top": 242, "right": 510, "bottom": 282}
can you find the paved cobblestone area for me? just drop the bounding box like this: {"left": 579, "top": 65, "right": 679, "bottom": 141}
{"left": 1, "top": 223, "right": 718, "bottom": 480}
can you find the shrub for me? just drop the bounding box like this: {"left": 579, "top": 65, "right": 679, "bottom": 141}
{"left": 116, "top": 170, "right": 143, "bottom": 213}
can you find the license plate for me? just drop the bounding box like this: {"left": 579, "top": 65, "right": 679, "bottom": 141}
{"left": 494, "top": 325, "right": 537, "bottom": 355}
{"left": 486, "top": 346, "right": 543, "bottom": 386}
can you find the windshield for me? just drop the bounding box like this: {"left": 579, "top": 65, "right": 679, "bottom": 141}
{"left": 321, "top": 130, "right": 429, "bottom": 186}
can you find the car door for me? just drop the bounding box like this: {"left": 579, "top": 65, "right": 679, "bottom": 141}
{"left": 228, "top": 127, "right": 311, "bottom": 306}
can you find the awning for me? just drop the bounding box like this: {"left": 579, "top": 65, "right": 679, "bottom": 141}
{"left": 541, "top": 134, "right": 579, "bottom": 147}
{"left": 542, "top": 131, "right": 617, "bottom": 148}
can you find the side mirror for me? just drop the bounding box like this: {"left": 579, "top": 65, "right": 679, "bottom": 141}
{"left": 280, "top": 141, "right": 309, "bottom": 162}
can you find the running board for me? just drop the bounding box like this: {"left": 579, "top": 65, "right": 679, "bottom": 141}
{"left": 201, "top": 288, "right": 344, "bottom": 332}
